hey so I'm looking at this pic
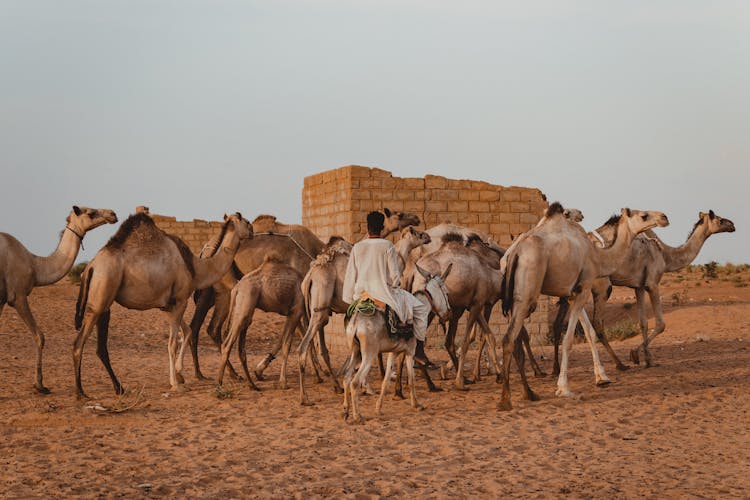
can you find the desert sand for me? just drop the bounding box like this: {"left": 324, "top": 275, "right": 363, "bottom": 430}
{"left": 1, "top": 267, "right": 749, "bottom": 498}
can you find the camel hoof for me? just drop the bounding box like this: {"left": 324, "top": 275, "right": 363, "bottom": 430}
{"left": 393, "top": 392, "right": 406, "bottom": 400}
{"left": 414, "top": 404, "right": 425, "bottom": 412}
{"left": 347, "top": 416, "right": 365, "bottom": 425}
{"left": 76, "top": 391, "right": 90, "bottom": 401}
{"left": 195, "top": 373, "right": 209, "bottom": 381}
{"left": 115, "top": 385, "right": 126, "bottom": 396}
{"left": 596, "top": 379, "right": 612, "bottom": 387}
{"left": 616, "top": 364, "right": 630, "bottom": 372}
{"left": 555, "top": 388, "right": 574, "bottom": 398}
{"left": 278, "top": 383, "right": 289, "bottom": 391}
{"left": 629, "top": 349, "right": 641, "bottom": 365}
{"left": 534, "top": 371, "right": 548, "bottom": 378}
{"left": 253, "top": 371, "right": 265, "bottom": 381}
{"left": 453, "top": 384, "right": 470, "bottom": 392}
{"left": 171, "top": 384, "right": 190, "bottom": 393}
{"left": 428, "top": 386, "right": 443, "bottom": 393}
{"left": 525, "top": 391, "right": 541, "bottom": 402}
{"left": 175, "top": 373, "right": 185, "bottom": 384}
{"left": 35, "top": 385, "right": 51, "bottom": 395}
{"left": 333, "top": 386, "right": 344, "bottom": 395}
{"left": 300, "top": 400, "right": 315, "bottom": 407}
{"left": 497, "top": 400, "right": 513, "bottom": 412}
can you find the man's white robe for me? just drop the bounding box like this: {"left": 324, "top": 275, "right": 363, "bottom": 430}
{"left": 343, "top": 238, "right": 428, "bottom": 340}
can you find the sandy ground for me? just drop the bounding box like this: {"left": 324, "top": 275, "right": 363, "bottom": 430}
{"left": 1, "top": 267, "right": 749, "bottom": 498}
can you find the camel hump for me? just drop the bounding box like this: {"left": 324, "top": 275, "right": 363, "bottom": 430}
{"left": 545, "top": 202, "right": 565, "bottom": 217}
{"left": 440, "top": 232, "right": 465, "bottom": 245}
{"left": 105, "top": 212, "right": 157, "bottom": 250}
{"left": 251, "top": 214, "right": 279, "bottom": 232}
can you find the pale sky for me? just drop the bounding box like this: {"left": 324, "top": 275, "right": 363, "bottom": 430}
{"left": 1, "top": 1, "right": 747, "bottom": 264}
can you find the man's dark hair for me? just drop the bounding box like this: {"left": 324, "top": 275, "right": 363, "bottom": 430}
{"left": 367, "top": 211, "right": 385, "bottom": 235}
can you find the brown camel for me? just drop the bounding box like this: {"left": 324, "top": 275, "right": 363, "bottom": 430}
{"left": 0, "top": 206, "right": 117, "bottom": 393}
{"left": 73, "top": 211, "right": 251, "bottom": 398}
{"left": 552, "top": 209, "right": 735, "bottom": 371}
{"left": 340, "top": 264, "right": 452, "bottom": 424}
{"left": 498, "top": 202, "right": 668, "bottom": 410}
{"left": 217, "top": 258, "right": 307, "bottom": 391}
{"left": 296, "top": 226, "right": 431, "bottom": 405}
{"left": 189, "top": 208, "right": 420, "bottom": 380}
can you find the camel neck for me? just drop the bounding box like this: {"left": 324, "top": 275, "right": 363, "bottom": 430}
{"left": 659, "top": 226, "right": 710, "bottom": 272}
{"left": 32, "top": 223, "right": 83, "bottom": 286}
{"left": 192, "top": 225, "right": 240, "bottom": 289}
{"left": 594, "top": 220, "right": 636, "bottom": 278}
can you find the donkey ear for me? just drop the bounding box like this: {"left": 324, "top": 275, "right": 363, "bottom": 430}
{"left": 441, "top": 263, "right": 453, "bottom": 281}
{"left": 73, "top": 205, "right": 82, "bottom": 216}
{"left": 383, "top": 207, "right": 392, "bottom": 217}
{"left": 415, "top": 264, "right": 431, "bottom": 280}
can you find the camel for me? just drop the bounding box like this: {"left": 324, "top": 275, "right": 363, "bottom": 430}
{"left": 189, "top": 208, "right": 420, "bottom": 380}
{"left": 217, "top": 259, "right": 307, "bottom": 391}
{"left": 296, "top": 226, "right": 431, "bottom": 405}
{"left": 340, "top": 264, "right": 452, "bottom": 424}
{"left": 552, "top": 209, "right": 735, "bottom": 370}
{"left": 72, "top": 212, "right": 251, "bottom": 398}
{"left": 498, "top": 202, "right": 668, "bottom": 410}
{"left": 0, "top": 206, "right": 117, "bottom": 393}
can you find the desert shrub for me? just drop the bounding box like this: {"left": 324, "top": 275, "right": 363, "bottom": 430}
{"left": 67, "top": 261, "right": 88, "bottom": 284}
{"left": 213, "top": 385, "right": 234, "bottom": 400}
{"left": 605, "top": 319, "right": 639, "bottom": 341}
{"left": 671, "top": 288, "right": 689, "bottom": 305}
{"left": 703, "top": 261, "right": 719, "bottom": 279}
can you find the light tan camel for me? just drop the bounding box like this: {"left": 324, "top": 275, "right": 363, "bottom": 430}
{"left": 189, "top": 208, "right": 420, "bottom": 380}
{"left": 340, "top": 264, "right": 452, "bottom": 424}
{"left": 0, "top": 206, "right": 117, "bottom": 393}
{"left": 552, "top": 209, "right": 735, "bottom": 370}
{"left": 217, "top": 259, "right": 307, "bottom": 391}
{"left": 296, "top": 226, "right": 431, "bottom": 405}
{"left": 498, "top": 202, "right": 668, "bottom": 410}
{"left": 73, "top": 212, "right": 251, "bottom": 398}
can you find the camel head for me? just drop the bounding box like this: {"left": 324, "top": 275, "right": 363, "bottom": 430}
{"left": 696, "top": 210, "right": 735, "bottom": 235}
{"left": 400, "top": 226, "right": 431, "bottom": 246}
{"left": 619, "top": 208, "right": 669, "bottom": 236}
{"left": 67, "top": 206, "right": 118, "bottom": 234}
{"left": 415, "top": 263, "right": 452, "bottom": 323}
{"left": 223, "top": 212, "right": 253, "bottom": 241}
{"left": 382, "top": 207, "right": 421, "bottom": 235}
{"left": 563, "top": 208, "right": 584, "bottom": 222}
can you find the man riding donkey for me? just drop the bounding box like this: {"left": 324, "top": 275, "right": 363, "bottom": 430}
{"left": 343, "top": 211, "right": 437, "bottom": 369}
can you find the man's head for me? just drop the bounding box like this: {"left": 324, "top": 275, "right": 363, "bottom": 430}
{"left": 367, "top": 211, "right": 385, "bottom": 237}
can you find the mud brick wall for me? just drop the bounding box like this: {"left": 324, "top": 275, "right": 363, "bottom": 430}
{"left": 151, "top": 214, "right": 224, "bottom": 255}
{"left": 302, "top": 165, "right": 551, "bottom": 354}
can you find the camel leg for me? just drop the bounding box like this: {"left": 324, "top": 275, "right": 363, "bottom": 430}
{"left": 166, "top": 312, "right": 187, "bottom": 392}
{"left": 520, "top": 326, "right": 546, "bottom": 377}
{"left": 591, "top": 284, "right": 628, "bottom": 371}
{"left": 217, "top": 303, "right": 248, "bottom": 386}
{"left": 513, "top": 333, "right": 539, "bottom": 401}
{"left": 638, "top": 285, "right": 666, "bottom": 367}
{"left": 499, "top": 305, "right": 531, "bottom": 411}
{"left": 314, "top": 316, "right": 342, "bottom": 392}
{"left": 95, "top": 310, "right": 124, "bottom": 395}
{"left": 405, "top": 349, "right": 420, "bottom": 410}
{"left": 349, "top": 344, "right": 374, "bottom": 425}
{"left": 277, "top": 317, "right": 296, "bottom": 390}
{"left": 577, "top": 309, "right": 610, "bottom": 386}
{"left": 254, "top": 331, "right": 285, "bottom": 381}
{"left": 13, "top": 296, "right": 49, "bottom": 394}
{"left": 476, "top": 314, "right": 503, "bottom": 383}
{"left": 376, "top": 352, "right": 396, "bottom": 415}
{"left": 444, "top": 310, "right": 463, "bottom": 371}
{"left": 472, "top": 331, "right": 486, "bottom": 383}
{"left": 236, "top": 323, "right": 260, "bottom": 391}
{"left": 455, "top": 309, "right": 480, "bottom": 390}
{"left": 73, "top": 313, "right": 99, "bottom": 399}
{"left": 552, "top": 299, "right": 568, "bottom": 376}
{"left": 394, "top": 352, "right": 405, "bottom": 399}
{"left": 189, "top": 286, "right": 215, "bottom": 380}
{"left": 557, "top": 293, "right": 603, "bottom": 397}
{"left": 630, "top": 288, "right": 649, "bottom": 365}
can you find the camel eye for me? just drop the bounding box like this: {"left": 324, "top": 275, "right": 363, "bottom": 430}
{"left": 641, "top": 214, "right": 649, "bottom": 221}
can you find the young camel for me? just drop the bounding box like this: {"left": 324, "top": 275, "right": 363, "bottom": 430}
{"left": 296, "top": 226, "right": 431, "bottom": 405}
{"left": 340, "top": 264, "right": 452, "bottom": 424}
{"left": 552, "top": 209, "right": 735, "bottom": 370}
{"left": 73, "top": 212, "right": 251, "bottom": 398}
{"left": 498, "top": 203, "right": 668, "bottom": 410}
{"left": 217, "top": 258, "right": 307, "bottom": 391}
{"left": 0, "top": 206, "right": 117, "bottom": 393}
{"left": 189, "top": 208, "right": 420, "bottom": 380}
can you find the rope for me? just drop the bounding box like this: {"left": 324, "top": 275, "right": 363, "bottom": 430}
{"left": 346, "top": 299, "right": 377, "bottom": 318}
{"left": 253, "top": 232, "right": 316, "bottom": 260}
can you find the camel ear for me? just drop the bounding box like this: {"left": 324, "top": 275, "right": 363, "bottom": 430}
{"left": 441, "top": 263, "right": 453, "bottom": 281}
{"left": 223, "top": 214, "right": 229, "bottom": 221}
{"left": 415, "top": 264, "right": 431, "bottom": 280}
{"left": 73, "top": 205, "right": 82, "bottom": 216}
{"left": 236, "top": 211, "right": 242, "bottom": 219}
{"left": 383, "top": 207, "right": 392, "bottom": 217}
{"left": 708, "top": 210, "right": 715, "bottom": 219}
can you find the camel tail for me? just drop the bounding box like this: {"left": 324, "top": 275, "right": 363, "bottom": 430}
{"left": 301, "top": 272, "right": 313, "bottom": 321}
{"left": 75, "top": 267, "right": 93, "bottom": 330}
{"left": 337, "top": 334, "right": 362, "bottom": 379}
{"left": 501, "top": 253, "right": 519, "bottom": 317}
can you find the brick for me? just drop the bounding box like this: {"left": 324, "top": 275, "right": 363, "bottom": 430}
{"left": 425, "top": 175, "right": 447, "bottom": 189}
{"left": 489, "top": 201, "right": 511, "bottom": 213}
{"left": 510, "top": 223, "right": 528, "bottom": 235}
{"left": 351, "top": 190, "right": 371, "bottom": 200}
{"left": 458, "top": 212, "right": 478, "bottom": 224}
{"left": 469, "top": 201, "right": 490, "bottom": 212}
{"left": 447, "top": 201, "right": 468, "bottom": 212}
{"left": 372, "top": 190, "right": 393, "bottom": 201}
{"left": 414, "top": 190, "right": 431, "bottom": 201}
{"left": 437, "top": 212, "right": 455, "bottom": 223}
{"left": 403, "top": 177, "right": 425, "bottom": 189}
{"left": 479, "top": 190, "right": 500, "bottom": 201}
{"left": 490, "top": 223, "right": 510, "bottom": 235}
{"left": 521, "top": 189, "right": 542, "bottom": 202}
{"left": 459, "top": 190, "right": 479, "bottom": 201}
{"left": 382, "top": 200, "right": 403, "bottom": 211}
{"left": 433, "top": 190, "right": 458, "bottom": 201}
{"left": 477, "top": 212, "right": 492, "bottom": 223}
{"left": 425, "top": 201, "right": 448, "bottom": 212}
{"left": 520, "top": 212, "right": 541, "bottom": 224}
{"left": 370, "top": 167, "right": 391, "bottom": 178}
{"left": 394, "top": 190, "right": 414, "bottom": 200}
{"left": 403, "top": 200, "right": 425, "bottom": 212}
{"left": 501, "top": 190, "right": 520, "bottom": 202}
{"left": 510, "top": 202, "right": 529, "bottom": 213}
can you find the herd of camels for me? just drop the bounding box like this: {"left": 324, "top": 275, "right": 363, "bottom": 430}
{"left": 0, "top": 201, "right": 735, "bottom": 420}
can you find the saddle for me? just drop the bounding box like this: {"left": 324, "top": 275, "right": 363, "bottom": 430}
{"left": 347, "top": 292, "right": 414, "bottom": 341}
